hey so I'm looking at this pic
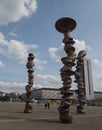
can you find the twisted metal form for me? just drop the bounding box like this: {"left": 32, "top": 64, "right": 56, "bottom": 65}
{"left": 74, "top": 50, "right": 87, "bottom": 114}
{"left": 55, "top": 17, "right": 76, "bottom": 123}
{"left": 24, "top": 53, "right": 35, "bottom": 113}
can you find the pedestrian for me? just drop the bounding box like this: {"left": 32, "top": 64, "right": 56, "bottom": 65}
{"left": 45, "top": 102, "right": 47, "bottom": 109}
{"left": 47, "top": 101, "right": 50, "bottom": 109}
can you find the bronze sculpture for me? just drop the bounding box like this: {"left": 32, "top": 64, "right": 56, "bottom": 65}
{"left": 24, "top": 53, "right": 35, "bottom": 113}
{"left": 75, "top": 50, "right": 87, "bottom": 114}
{"left": 55, "top": 17, "right": 77, "bottom": 123}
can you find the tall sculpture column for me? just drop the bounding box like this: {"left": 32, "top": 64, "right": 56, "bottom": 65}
{"left": 55, "top": 17, "right": 77, "bottom": 123}
{"left": 24, "top": 53, "right": 35, "bottom": 113}
{"left": 75, "top": 50, "right": 87, "bottom": 114}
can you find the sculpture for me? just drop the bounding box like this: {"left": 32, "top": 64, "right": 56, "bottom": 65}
{"left": 24, "top": 53, "right": 35, "bottom": 113}
{"left": 55, "top": 17, "right": 76, "bottom": 123}
{"left": 75, "top": 50, "right": 87, "bottom": 114}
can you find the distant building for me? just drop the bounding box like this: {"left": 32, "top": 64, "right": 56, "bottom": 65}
{"left": 21, "top": 87, "right": 102, "bottom": 106}
{"left": 0, "top": 91, "right": 7, "bottom": 96}
{"left": 83, "top": 58, "right": 95, "bottom": 103}
{"left": 94, "top": 91, "right": 102, "bottom": 106}
{"left": 32, "top": 88, "right": 61, "bottom": 100}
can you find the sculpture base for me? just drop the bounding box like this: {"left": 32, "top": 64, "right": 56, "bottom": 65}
{"left": 77, "top": 106, "right": 85, "bottom": 114}
{"left": 24, "top": 108, "right": 32, "bottom": 113}
{"left": 77, "top": 110, "right": 85, "bottom": 114}
{"left": 59, "top": 113, "right": 73, "bottom": 123}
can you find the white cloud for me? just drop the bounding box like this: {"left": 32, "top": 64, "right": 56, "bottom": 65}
{"left": 0, "top": 77, "right": 61, "bottom": 93}
{"left": 9, "top": 32, "right": 17, "bottom": 37}
{"left": 33, "top": 51, "right": 48, "bottom": 70}
{"left": 92, "top": 59, "right": 102, "bottom": 66}
{"left": 25, "top": 44, "right": 38, "bottom": 50}
{"left": 48, "top": 44, "right": 65, "bottom": 62}
{"left": 0, "top": 60, "right": 5, "bottom": 68}
{"left": 93, "top": 74, "right": 102, "bottom": 92}
{"left": 74, "top": 39, "right": 91, "bottom": 54}
{"left": 0, "top": 81, "right": 26, "bottom": 93}
{"left": 0, "top": 32, "right": 38, "bottom": 62}
{"left": 49, "top": 39, "right": 91, "bottom": 62}
{"left": 95, "top": 74, "right": 102, "bottom": 80}
{"left": 0, "top": 0, "right": 37, "bottom": 26}
{"left": 0, "top": 32, "right": 5, "bottom": 39}
{"left": 37, "top": 74, "right": 61, "bottom": 87}
{"left": 33, "top": 84, "right": 50, "bottom": 89}
{"left": 8, "top": 40, "right": 28, "bottom": 60}
{"left": 35, "top": 58, "right": 47, "bottom": 70}
{"left": 0, "top": 79, "right": 58, "bottom": 93}
{"left": 35, "top": 74, "right": 77, "bottom": 90}
{"left": 0, "top": 32, "right": 47, "bottom": 70}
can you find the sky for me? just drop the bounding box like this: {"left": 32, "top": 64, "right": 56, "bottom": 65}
{"left": 0, "top": 0, "right": 102, "bottom": 94}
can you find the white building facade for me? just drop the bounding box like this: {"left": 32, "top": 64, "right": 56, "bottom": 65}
{"left": 83, "top": 58, "right": 94, "bottom": 101}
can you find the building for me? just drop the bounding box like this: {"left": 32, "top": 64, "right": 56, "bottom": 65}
{"left": 32, "top": 88, "right": 61, "bottom": 100}
{"left": 94, "top": 91, "right": 102, "bottom": 106}
{"left": 32, "top": 88, "right": 102, "bottom": 105}
{"left": 21, "top": 87, "right": 102, "bottom": 106}
{"left": 83, "top": 59, "right": 95, "bottom": 103}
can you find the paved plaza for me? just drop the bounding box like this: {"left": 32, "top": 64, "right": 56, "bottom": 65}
{"left": 0, "top": 102, "right": 102, "bottom": 130}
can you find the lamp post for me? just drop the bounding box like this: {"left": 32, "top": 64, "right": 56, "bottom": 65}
{"left": 55, "top": 17, "right": 76, "bottom": 123}
{"left": 24, "top": 53, "right": 35, "bottom": 113}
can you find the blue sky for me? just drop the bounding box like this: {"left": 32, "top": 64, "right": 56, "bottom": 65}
{"left": 0, "top": 0, "right": 102, "bottom": 93}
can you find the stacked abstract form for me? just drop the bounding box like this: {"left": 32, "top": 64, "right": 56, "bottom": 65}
{"left": 75, "top": 50, "right": 87, "bottom": 114}
{"left": 55, "top": 17, "right": 87, "bottom": 123}
{"left": 55, "top": 17, "right": 77, "bottom": 123}
{"left": 24, "top": 53, "right": 35, "bottom": 113}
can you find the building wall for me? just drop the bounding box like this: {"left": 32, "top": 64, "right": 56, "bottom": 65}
{"left": 93, "top": 92, "right": 102, "bottom": 106}
{"left": 32, "top": 88, "right": 78, "bottom": 100}
{"left": 32, "top": 88, "right": 61, "bottom": 100}
{"left": 42, "top": 89, "right": 61, "bottom": 99}
{"left": 32, "top": 89, "right": 42, "bottom": 99}
{"left": 83, "top": 59, "right": 94, "bottom": 100}
{"left": 94, "top": 92, "right": 102, "bottom": 100}
{"left": 21, "top": 88, "right": 102, "bottom": 106}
